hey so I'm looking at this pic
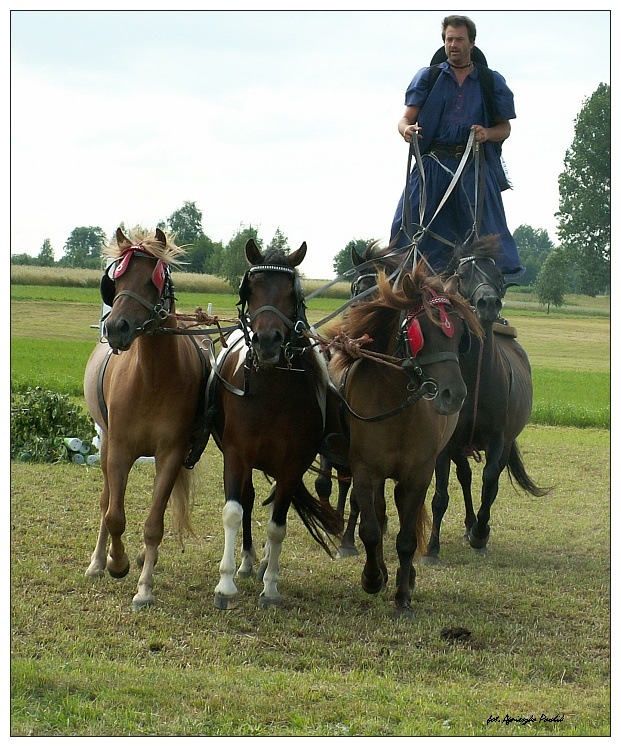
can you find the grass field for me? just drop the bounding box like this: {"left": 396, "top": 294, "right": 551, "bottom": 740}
{"left": 10, "top": 273, "right": 610, "bottom": 736}
{"left": 11, "top": 426, "right": 610, "bottom": 736}
{"left": 11, "top": 283, "right": 610, "bottom": 427}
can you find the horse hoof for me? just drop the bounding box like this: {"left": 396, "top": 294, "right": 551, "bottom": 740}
{"left": 420, "top": 555, "right": 443, "bottom": 567}
{"left": 472, "top": 546, "right": 489, "bottom": 557}
{"left": 85, "top": 566, "right": 105, "bottom": 578}
{"left": 468, "top": 527, "right": 490, "bottom": 550}
{"left": 132, "top": 597, "right": 155, "bottom": 612}
{"left": 361, "top": 572, "right": 385, "bottom": 596}
{"left": 107, "top": 561, "right": 130, "bottom": 579}
{"left": 237, "top": 567, "right": 255, "bottom": 580}
{"left": 337, "top": 545, "right": 359, "bottom": 559}
{"left": 393, "top": 604, "right": 416, "bottom": 621}
{"left": 258, "top": 594, "right": 282, "bottom": 608}
{"left": 214, "top": 592, "right": 238, "bottom": 610}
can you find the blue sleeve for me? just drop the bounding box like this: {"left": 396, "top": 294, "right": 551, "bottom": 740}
{"left": 491, "top": 70, "right": 516, "bottom": 120}
{"left": 404, "top": 67, "right": 432, "bottom": 108}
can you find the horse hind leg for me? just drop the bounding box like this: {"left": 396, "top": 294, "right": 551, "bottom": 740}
{"left": 85, "top": 514, "right": 109, "bottom": 578}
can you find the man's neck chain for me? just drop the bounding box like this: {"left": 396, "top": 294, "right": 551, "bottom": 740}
{"left": 449, "top": 61, "right": 473, "bottom": 70}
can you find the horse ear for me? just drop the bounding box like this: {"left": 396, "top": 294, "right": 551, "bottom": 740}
{"left": 245, "top": 238, "right": 263, "bottom": 266}
{"left": 444, "top": 274, "right": 459, "bottom": 296}
{"left": 287, "top": 242, "right": 307, "bottom": 268}
{"left": 116, "top": 228, "right": 132, "bottom": 250}
{"left": 402, "top": 272, "right": 415, "bottom": 298}
{"left": 155, "top": 228, "right": 167, "bottom": 247}
{"left": 351, "top": 245, "right": 364, "bottom": 267}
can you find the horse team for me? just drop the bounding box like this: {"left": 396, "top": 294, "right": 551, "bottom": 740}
{"left": 84, "top": 227, "right": 546, "bottom": 618}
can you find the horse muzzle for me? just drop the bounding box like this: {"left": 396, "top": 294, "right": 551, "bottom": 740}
{"left": 474, "top": 290, "right": 503, "bottom": 325}
{"left": 432, "top": 377, "right": 467, "bottom": 416}
{"left": 251, "top": 329, "right": 285, "bottom": 368}
{"left": 103, "top": 316, "right": 142, "bottom": 351}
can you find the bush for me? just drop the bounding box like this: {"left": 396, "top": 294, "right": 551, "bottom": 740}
{"left": 10, "top": 387, "right": 96, "bottom": 463}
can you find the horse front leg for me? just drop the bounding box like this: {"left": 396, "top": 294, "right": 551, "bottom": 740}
{"left": 469, "top": 437, "right": 506, "bottom": 552}
{"left": 214, "top": 455, "right": 249, "bottom": 610}
{"left": 237, "top": 482, "right": 257, "bottom": 578}
{"left": 257, "top": 484, "right": 292, "bottom": 607}
{"left": 453, "top": 453, "right": 475, "bottom": 544}
{"left": 422, "top": 447, "right": 451, "bottom": 564}
{"left": 85, "top": 439, "right": 111, "bottom": 577}
{"left": 132, "top": 450, "right": 184, "bottom": 610}
{"left": 353, "top": 470, "right": 385, "bottom": 595}
{"left": 393, "top": 478, "right": 428, "bottom": 619}
{"left": 102, "top": 445, "right": 133, "bottom": 578}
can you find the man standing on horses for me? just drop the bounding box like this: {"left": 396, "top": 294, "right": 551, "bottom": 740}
{"left": 389, "top": 14, "right": 524, "bottom": 280}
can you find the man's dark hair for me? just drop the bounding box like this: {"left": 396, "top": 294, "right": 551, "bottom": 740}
{"left": 441, "top": 15, "right": 477, "bottom": 43}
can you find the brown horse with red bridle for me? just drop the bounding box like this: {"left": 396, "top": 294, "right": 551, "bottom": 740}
{"left": 328, "top": 262, "right": 481, "bottom": 618}
{"left": 83, "top": 228, "right": 210, "bottom": 610}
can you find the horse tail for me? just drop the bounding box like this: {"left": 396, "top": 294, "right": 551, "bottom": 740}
{"left": 415, "top": 500, "right": 432, "bottom": 559}
{"left": 169, "top": 465, "right": 197, "bottom": 548}
{"left": 506, "top": 441, "right": 551, "bottom": 497}
{"left": 291, "top": 480, "right": 344, "bottom": 557}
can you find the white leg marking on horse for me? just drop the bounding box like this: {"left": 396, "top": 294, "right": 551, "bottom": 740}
{"left": 238, "top": 544, "right": 257, "bottom": 577}
{"left": 215, "top": 501, "right": 243, "bottom": 599}
{"left": 85, "top": 518, "right": 108, "bottom": 577}
{"left": 259, "top": 519, "right": 286, "bottom": 603}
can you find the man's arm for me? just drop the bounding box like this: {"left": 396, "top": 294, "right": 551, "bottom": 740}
{"left": 397, "top": 105, "right": 422, "bottom": 142}
{"left": 471, "top": 118, "right": 511, "bottom": 144}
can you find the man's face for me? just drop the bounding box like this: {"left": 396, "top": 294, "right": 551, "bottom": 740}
{"left": 443, "top": 24, "right": 474, "bottom": 66}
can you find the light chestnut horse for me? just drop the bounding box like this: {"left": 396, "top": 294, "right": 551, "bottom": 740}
{"left": 328, "top": 263, "right": 482, "bottom": 619}
{"left": 84, "top": 228, "right": 210, "bottom": 610}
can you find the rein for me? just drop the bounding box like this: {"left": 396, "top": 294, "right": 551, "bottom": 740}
{"left": 321, "top": 294, "right": 459, "bottom": 424}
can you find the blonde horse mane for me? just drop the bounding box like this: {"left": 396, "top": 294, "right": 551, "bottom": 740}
{"left": 104, "top": 227, "right": 186, "bottom": 268}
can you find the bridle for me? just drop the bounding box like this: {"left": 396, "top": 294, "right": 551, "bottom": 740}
{"left": 455, "top": 254, "right": 506, "bottom": 304}
{"left": 237, "top": 264, "right": 310, "bottom": 368}
{"left": 100, "top": 243, "right": 175, "bottom": 335}
{"left": 338, "top": 290, "right": 460, "bottom": 424}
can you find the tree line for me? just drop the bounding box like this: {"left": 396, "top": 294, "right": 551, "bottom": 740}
{"left": 12, "top": 84, "right": 610, "bottom": 304}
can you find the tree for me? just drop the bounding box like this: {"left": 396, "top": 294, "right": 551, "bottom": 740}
{"left": 218, "top": 225, "right": 261, "bottom": 291}
{"left": 37, "top": 239, "right": 55, "bottom": 267}
{"left": 59, "top": 226, "right": 107, "bottom": 268}
{"left": 535, "top": 248, "right": 567, "bottom": 313}
{"left": 332, "top": 238, "right": 376, "bottom": 277}
{"left": 556, "top": 83, "right": 610, "bottom": 296}
{"left": 266, "top": 227, "right": 290, "bottom": 254}
{"left": 511, "top": 225, "right": 554, "bottom": 286}
{"left": 185, "top": 235, "right": 223, "bottom": 274}
{"left": 163, "top": 201, "right": 205, "bottom": 247}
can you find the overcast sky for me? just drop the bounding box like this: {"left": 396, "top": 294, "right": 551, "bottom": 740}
{"left": 10, "top": 6, "right": 611, "bottom": 279}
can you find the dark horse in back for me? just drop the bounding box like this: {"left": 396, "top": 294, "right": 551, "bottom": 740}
{"left": 210, "top": 240, "right": 342, "bottom": 609}
{"left": 423, "top": 236, "right": 549, "bottom": 563}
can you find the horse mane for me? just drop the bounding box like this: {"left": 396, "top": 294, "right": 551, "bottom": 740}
{"left": 443, "top": 234, "right": 501, "bottom": 277}
{"left": 330, "top": 261, "right": 482, "bottom": 374}
{"left": 105, "top": 227, "right": 186, "bottom": 267}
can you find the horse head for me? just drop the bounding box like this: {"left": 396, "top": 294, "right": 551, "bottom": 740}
{"left": 350, "top": 241, "right": 405, "bottom": 301}
{"left": 376, "top": 264, "right": 481, "bottom": 416}
{"left": 100, "top": 227, "right": 180, "bottom": 351}
{"left": 238, "top": 239, "right": 308, "bottom": 368}
{"left": 446, "top": 236, "right": 507, "bottom": 326}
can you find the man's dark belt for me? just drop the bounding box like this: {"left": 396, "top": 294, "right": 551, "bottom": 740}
{"left": 428, "top": 142, "right": 469, "bottom": 159}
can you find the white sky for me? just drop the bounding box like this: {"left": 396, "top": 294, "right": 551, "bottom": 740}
{"left": 9, "top": 5, "right": 612, "bottom": 279}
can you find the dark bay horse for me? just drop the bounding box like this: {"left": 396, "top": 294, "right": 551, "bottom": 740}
{"left": 423, "top": 236, "right": 549, "bottom": 563}
{"left": 328, "top": 264, "right": 481, "bottom": 618}
{"left": 210, "top": 239, "right": 342, "bottom": 609}
{"left": 84, "top": 228, "right": 210, "bottom": 610}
